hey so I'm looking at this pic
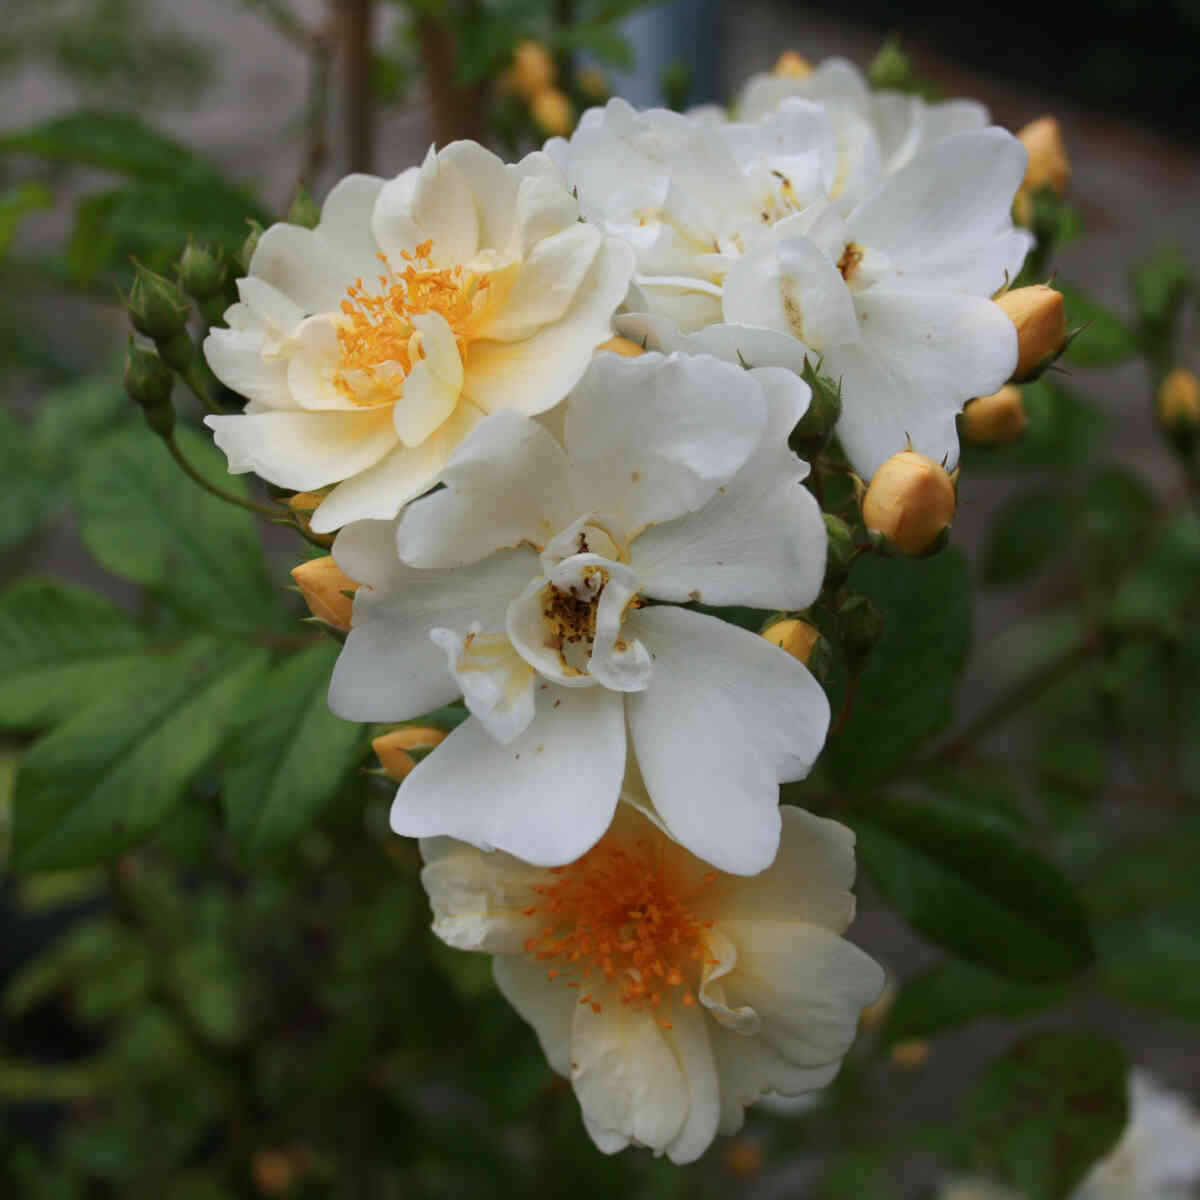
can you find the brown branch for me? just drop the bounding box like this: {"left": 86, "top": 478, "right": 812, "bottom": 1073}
{"left": 336, "top": 0, "right": 374, "bottom": 172}
{"left": 415, "top": 11, "right": 486, "bottom": 146}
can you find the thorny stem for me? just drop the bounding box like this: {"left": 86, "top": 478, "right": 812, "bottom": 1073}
{"left": 163, "top": 434, "right": 282, "bottom": 519}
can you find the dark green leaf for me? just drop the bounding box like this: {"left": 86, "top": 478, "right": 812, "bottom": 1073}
{"left": 75, "top": 426, "right": 283, "bottom": 632}
{"left": 0, "top": 579, "right": 145, "bottom": 730}
{"left": 825, "top": 550, "right": 971, "bottom": 789}
{"left": 982, "top": 489, "right": 1073, "bottom": 586}
{"left": 850, "top": 794, "right": 1094, "bottom": 981}
{"left": 1111, "top": 511, "right": 1200, "bottom": 633}
{"left": 1078, "top": 467, "right": 1156, "bottom": 581}
{"left": 1131, "top": 246, "right": 1193, "bottom": 329}
{"left": 1057, "top": 284, "right": 1139, "bottom": 366}
{"left": 0, "top": 406, "right": 55, "bottom": 551}
{"left": 223, "top": 642, "right": 366, "bottom": 855}
{"left": 961, "top": 1032, "right": 1127, "bottom": 1200}
{"left": 11, "top": 639, "right": 268, "bottom": 870}
{"left": 882, "top": 959, "right": 1066, "bottom": 1047}
{"left": 0, "top": 180, "right": 51, "bottom": 255}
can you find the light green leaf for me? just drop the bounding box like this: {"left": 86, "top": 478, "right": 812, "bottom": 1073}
{"left": 825, "top": 550, "right": 971, "bottom": 789}
{"left": 1057, "top": 283, "right": 1139, "bottom": 366}
{"left": 961, "top": 1032, "right": 1127, "bottom": 1200}
{"left": 0, "top": 579, "right": 145, "bottom": 730}
{"left": 222, "top": 642, "right": 366, "bottom": 855}
{"left": 11, "top": 639, "right": 269, "bottom": 870}
{"left": 0, "top": 180, "right": 51, "bottom": 255}
{"left": 982, "top": 489, "right": 1074, "bottom": 586}
{"left": 75, "top": 426, "right": 283, "bottom": 632}
{"left": 850, "top": 795, "right": 1094, "bottom": 982}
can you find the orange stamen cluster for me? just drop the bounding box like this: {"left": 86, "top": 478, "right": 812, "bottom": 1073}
{"left": 522, "top": 837, "right": 717, "bottom": 1028}
{"left": 335, "top": 239, "right": 488, "bottom": 405}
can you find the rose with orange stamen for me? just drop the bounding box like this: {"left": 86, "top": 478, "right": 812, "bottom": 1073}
{"left": 202, "top": 142, "right": 634, "bottom": 533}
{"left": 420, "top": 804, "right": 883, "bottom": 1163}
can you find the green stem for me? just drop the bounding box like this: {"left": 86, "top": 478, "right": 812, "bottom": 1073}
{"left": 163, "top": 434, "right": 281, "bottom": 519}
{"left": 180, "top": 355, "right": 226, "bottom": 415}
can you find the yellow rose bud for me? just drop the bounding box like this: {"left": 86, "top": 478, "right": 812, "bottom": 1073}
{"left": 372, "top": 731, "right": 418, "bottom": 782}
{"left": 286, "top": 491, "right": 324, "bottom": 514}
{"left": 1157, "top": 366, "right": 1200, "bottom": 432}
{"left": 290, "top": 556, "right": 358, "bottom": 632}
{"left": 994, "top": 285, "right": 1067, "bottom": 380}
{"left": 862, "top": 450, "right": 957, "bottom": 557}
{"left": 723, "top": 1137, "right": 766, "bottom": 1176}
{"left": 530, "top": 86, "right": 574, "bottom": 137}
{"left": 596, "top": 335, "right": 646, "bottom": 358}
{"left": 761, "top": 617, "right": 821, "bottom": 665}
{"left": 576, "top": 66, "right": 610, "bottom": 101}
{"left": 1017, "top": 116, "right": 1071, "bottom": 197}
{"left": 889, "top": 1039, "right": 931, "bottom": 1069}
{"left": 509, "top": 39, "right": 556, "bottom": 98}
{"left": 961, "top": 385, "right": 1029, "bottom": 445}
{"left": 383, "top": 725, "right": 447, "bottom": 752}
{"left": 773, "top": 50, "right": 813, "bottom": 79}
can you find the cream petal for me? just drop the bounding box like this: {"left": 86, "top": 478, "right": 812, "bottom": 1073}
{"left": 410, "top": 144, "right": 480, "bottom": 264}
{"left": 437, "top": 141, "right": 520, "bottom": 253}
{"left": 430, "top": 624, "right": 536, "bottom": 744}
{"left": 393, "top": 355, "right": 460, "bottom": 449}
{"left": 249, "top": 222, "right": 360, "bottom": 316}
{"left": 316, "top": 173, "right": 387, "bottom": 265}
{"left": 371, "top": 165, "right": 424, "bottom": 261}
{"left": 512, "top": 150, "right": 581, "bottom": 251}
{"left": 203, "top": 327, "right": 294, "bottom": 411}
{"left": 493, "top": 956, "right": 577, "bottom": 1077}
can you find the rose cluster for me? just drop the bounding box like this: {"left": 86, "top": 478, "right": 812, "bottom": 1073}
{"left": 203, "top": 53, "right": 1037, "bottom": 1162}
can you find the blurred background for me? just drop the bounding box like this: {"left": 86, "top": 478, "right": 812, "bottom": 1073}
{"left": 1, "top": 2, "right": 1198, "bottom": 1197}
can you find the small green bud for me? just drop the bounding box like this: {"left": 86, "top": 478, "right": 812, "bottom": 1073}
{"left": 660, "top": 62, "right": 691, "bottom": 113}
{"left": 127, "top": 260, "right": 190, "bottom": 340}
{"left": 179, "top": 241, "right": 227, "bottom": 300}
{"left": 837, "top": 593, "right": 884, "bottom": 670}
{"left": 239, "top": 219, "right": 264, "bottom": 273}
{"left": 868, "top": 36, "right": 912, "bottom": 92}
{"left": 790, "top": 358, "right": 844, "bottom": 457}
{"left": 156, "top": 329, "right": 195, "bottom": 373}
{"left": 822, "top": 513, "right": 856, "bottom": 587}
{"left": 287, "top": 184, "right": 321, "bottom": 230}
{"left": 123, "top": 339, "right": 175, "bottom": 437}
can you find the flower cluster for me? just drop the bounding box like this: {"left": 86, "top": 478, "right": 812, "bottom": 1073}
{"left": 204, "top": 51, "right": 1035, "bottom": 1162}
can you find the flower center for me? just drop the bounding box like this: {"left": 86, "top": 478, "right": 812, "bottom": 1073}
{"left": 522, "top": 836, "right": 716, "bottom": 1027}
{"left": 541, "top": 564, "right": 607, "bottom": 674}
{"left": 334, "top": 239, "right": 489, "bottom": 406}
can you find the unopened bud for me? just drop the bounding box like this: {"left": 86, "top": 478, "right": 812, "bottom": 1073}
{"left": 723, "top": 1137, "right": 766, "bottom": 1176}
{"left": 127, "top": 261, "right": 190, "bottom": 340}
{"left": 761, "top": 617, "right": 820, "bottom": 665}
{"left": 838, "top": 593, "right": 884, "bottom": 669}
{"left": 1017, "top": 116, "right": 1070, "bottom": 198}
{"left": 994, "top": 285, "right": 1068, "bottom": 381}
{"left": 790, "top": 358, "right": 843, "bottom": 456}
{"left": 509, "top": 40, "right": 556, "bottom": 99}
{"left": 868, "top": 36, "right": 912, "bottom": 91}
{"left": 889, "top": 1039, "right": 930, "bottom": 1070}
{"left": 286, "top": 491, "right": 325, "bottom": 514}
{"left": 576, "top": 66, "right": 610, "bottom": 101}
{"left": 239, "top": 220, "right": 264, "bottom": 274}
{"left": 772, "top": 50, "right": 812, "bottom": 79}
{"left": 1157, "top": 366, "right": 1200, "bottom": 444}
{"left": 530, "top": 87, "right": 573, "bottom": 137}
{"left": 383, "top": 725, "right": 447, "bottom": 753}
{"left": 123, "top": 338, "right": 176, "bottom": 437}
{"left": 179, "top": 242, "right": 227, "bottom": 300}
{"left": 372, "top": 731, "right": 418, "bottom": 782}
{"left": 961, "top": 385, "right": 1028, "bottom": 445}
{"left": 596, "top": 335, "right": 645, "bottom": 358}
{"left": 862, "top": 450, "right": 957, "bottom": 556}
{"left": 823, "top": 513, "right": 856, "bottom": 587}
{"left": 290, "top": 556, "right": 358, "bottom": 631}
{"left": 287, "top": 183, "right": 321, "bottom": 230}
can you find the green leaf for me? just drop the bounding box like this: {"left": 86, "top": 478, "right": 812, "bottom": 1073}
{"left": 75, "top": 426, "right": 283, "bottom": 632}
{"left": 825, "top": 550, "right": 971, "bottom": 789}
{"left": 850, "top": 794, "right": 1094, "bottom": 982}
{"left": 11, "top": 639, "right": 269, "bottom": 870}
{"left": 0, "top": 579, "right": 145, "bottom": 730}
{"left": 1131, "top": 246, "right": 1193, "bottom": 329}
{"left": 0, "top": 180, "right": 51, "bottom": 255}
{"left": 0, "top": 406, "right": 56, "bottom": 551}
{"left": 882, "top": 959, "right": 1066, "bottom": 1047}
{"left": 1078, "top": 467, "right": 1156, "bottom": 582}
{"left": 1110, "top": 511, "right": 1200, "bottom": 633}
{"left": 982, "top": 489, "right": 1073, "bottom": 586}
{"left": 223, "top": 642, "right": 366, "bottom": 855}
{"left": 961, "top": 1032, "right": 1127, "bottom": 1200}
{"left": 1057, "top": 284, "right": 1139, "bottom": 366}
{"left": 961, "top": 378, "right": 1105, "bottom": 471}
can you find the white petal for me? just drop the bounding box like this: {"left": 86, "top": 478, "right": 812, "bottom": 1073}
{"left": 203, "top": 406, "right": 396, "bottom": 490}
{"left": 393, "top": 315, "right": 462, "bottom": 447}
{"left": 476, "top": 223, "right": 602, "bottom": 343}
{"left": 371, "top": 165, "right": 424, "bottom": 260}
{"left": 411, "top": 144, "right": 480, "bottom": 263}
{"left": 512, "top": 150, "right": 579, "bottom": 251}
{"left": 390, "top": 685, "right": 625, "bottom": 866}
{"left": 327, "top": 544, "right": 538, "bottom": 721}
{"left": 625, "top": 605, "right": 830, "bottom": 875}
{"left": 493, "top": 956, "right": 576, "bottom": 1077}
{"left": 430, "top": 624, "right": 536, "bottom": 744}
{"left": 236, "top": 275, "right": 306, "bottom": 334}
{"left": 716, "top": 919, "right": 884, "bottom": 1069}
{"left": 309, "top": 400, "right": 485, "bottom": 531}
{"left": 633, "top": 365, "right": 826, "bottom": 609}
{"left": 625, "top": 276, "right": 725, "bottom": 334}
{"left": 420, "top": 839, "right": 553, "bottom": 955}
{"left": 722, "top": 230, "right": 859, "bottom": 353}
{"left": 397, "top": 412, "right": 572, "bottom": 567}
{"left": 438, "top": 141, "right": 520, "bottom": 253}
{"left": 847, "top": 128, "right": 1031, "bottom": 296}
{"left": 203, "top": 327, "right": 293, "bottom": 410}
{"left": 618, "top": 311, "right": 810, "bottom": 372}
{"left": 830, "top": 287, "right": 1018, "bottom": 477}
{"left": 249, "top": 222, "right": 358, "bottom": 316}
{"left": 462, "top": 236, "right": 635, "bottom": 416}
{"left": 564, "top": 352, "right": 766, "bottom": 534}
{"left": 660, "top": 1000, "right": 721, "bottom": 1163}
{"left": 316, "top": 173, "right": 386, "bottom": 265}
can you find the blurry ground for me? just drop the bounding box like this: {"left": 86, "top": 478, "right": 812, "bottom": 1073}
{"left": 3, "top": 0, "right": 1199, "bottom": 1193}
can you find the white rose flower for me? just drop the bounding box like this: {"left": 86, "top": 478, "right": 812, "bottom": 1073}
{"left": 327, "top": 351, "right": 830, "bottom": 875}
{"left": 420, "top": 803, "right": 885, "bottom": 1163}
{"left": 203, "top": 142, "right": 635, "bottom": 532}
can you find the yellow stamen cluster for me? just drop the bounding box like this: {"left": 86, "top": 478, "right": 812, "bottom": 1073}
{"left": 522, "top": 837, "right": 716, "bottom": 1027}
{"left": 335, "top": 239, "right": 488, "bottom": 405}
